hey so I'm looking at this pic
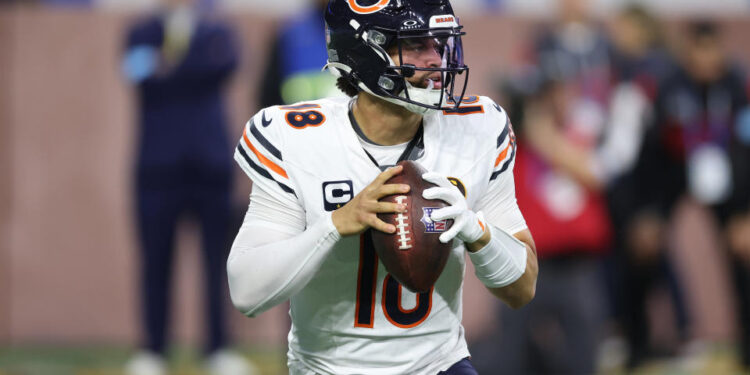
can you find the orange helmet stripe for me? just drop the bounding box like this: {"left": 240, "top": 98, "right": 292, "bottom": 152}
{"left": 347, "top": 0, "right": 389, "bottom": 14}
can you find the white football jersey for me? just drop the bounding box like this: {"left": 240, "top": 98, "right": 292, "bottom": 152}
{"left": 234, "top": 96, "right": 525, "bottom": 375}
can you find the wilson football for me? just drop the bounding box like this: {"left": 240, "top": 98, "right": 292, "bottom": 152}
{"left": 371, "top": 160, "right": 454, "bottom": 293}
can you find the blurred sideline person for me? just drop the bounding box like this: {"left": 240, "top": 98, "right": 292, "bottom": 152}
{"left": 493, "top": 78, "right": 610, "bottom": 374}
{"left": 257, "top": 0, "right": 341, "bottom": 107}
{"left": 121, "top": 0, "right": 255, "bottom": 374}
{"left": 227, "top": 0, "right": 538, "bottom": 374}
{"left": 633, "top": 20, "right": 750, "bottom": 370}
{"left": 471, "top": 0, "right": 610, "bottom": 373}
{"left": 605, "top": 5, "right": 692, "bottom": 368}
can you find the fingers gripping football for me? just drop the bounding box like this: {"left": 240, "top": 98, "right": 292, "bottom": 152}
{"left": 422, "top": 172, "right": 486, "bottom": 244}
{"left": 331, "top": 166, "right": 410, "bottom": 236}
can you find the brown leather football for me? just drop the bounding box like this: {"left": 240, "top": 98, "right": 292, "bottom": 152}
{"left": 371, "top": 160, "right": 453, "bottom": 293}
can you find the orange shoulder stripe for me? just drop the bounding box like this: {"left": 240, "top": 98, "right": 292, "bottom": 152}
{"left": 494, "top": 142, "right": 512, "bottom": 167}
{"left": 242, "top": 128, "right": 289, "bottom": 179}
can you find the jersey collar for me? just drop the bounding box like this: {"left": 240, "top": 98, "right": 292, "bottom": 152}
{"left": 347, "top": 102, "right": 425, "bottom": 171}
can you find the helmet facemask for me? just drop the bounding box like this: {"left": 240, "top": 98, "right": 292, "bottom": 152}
{"left": 325, "top": 14, "right": 470, "bottom": 115}
{"left": 363, "top": 26, "right": 469, "bottom": 114}
{"left": 324, "top": 0, "right": 470, "bottom": 114}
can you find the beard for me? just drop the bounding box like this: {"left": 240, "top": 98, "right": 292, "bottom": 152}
{"left": 409, "top": 72, "right": 443, "bottom": 90}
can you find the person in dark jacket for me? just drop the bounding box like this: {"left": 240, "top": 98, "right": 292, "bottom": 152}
{"left": 634, "top": 20, "right": 750, "bottom": 371}
{"left": 121, "top": 0, "right": 255, "bottom": 373}
{"left": 606, "top": 6, "right": 692, "bottom": 368}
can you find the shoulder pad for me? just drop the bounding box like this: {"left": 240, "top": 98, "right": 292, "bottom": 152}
{"left": 235, "top": 108, "right": 296, "bottom": 200}
{"left": 486, "top": 99, "right": 516, "bottom": 182}
{"left": 260, "top": 98, "right": 347, "bottom": 132}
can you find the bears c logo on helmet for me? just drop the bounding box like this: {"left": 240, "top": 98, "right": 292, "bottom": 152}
{"left": 347, "top": 0, "right": 390, "bottom": 14}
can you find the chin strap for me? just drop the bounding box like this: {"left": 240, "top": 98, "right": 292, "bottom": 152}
{"left": 324, "top": 61, "right": 444, "bottom": 115}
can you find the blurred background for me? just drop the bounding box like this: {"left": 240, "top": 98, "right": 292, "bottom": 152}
{"left": 1, "top": 0, "right": 749, "bottom": 374}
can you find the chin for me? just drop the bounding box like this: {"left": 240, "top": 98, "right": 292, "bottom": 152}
{"left": 409, "top": 79, "right": 443, "bottom": 90}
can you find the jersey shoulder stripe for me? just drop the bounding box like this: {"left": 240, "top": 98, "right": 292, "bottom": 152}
{"left": 489, "top": 103, "right": 517, "bottom": 181}
{"left": 235, "top": 98, "right": 347, "bottom": 184}
{"left": 249, "top": 119, "right": 282, "bottom": 160}
{"left": 235, "top": 144, "right": 296, "bottom": 196}
{"left": 497, "top": 115, "right": 510, "bottom": 148}
{"left": 240, "top": 124, "right": 288, "bottom": 178}
{"left": 491, "top": 140, "right": 516, "bottom": 181}
{"left": 235, "top": 110, "right": 297, "bottom": 198}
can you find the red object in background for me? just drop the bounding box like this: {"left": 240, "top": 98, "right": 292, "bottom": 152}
{"left": 514, "top": 145, "right": 612, "bottom": 259}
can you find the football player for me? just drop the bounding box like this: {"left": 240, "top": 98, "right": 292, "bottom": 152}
{"left": 227, "top": 1, "right": 538, "bottom": 374}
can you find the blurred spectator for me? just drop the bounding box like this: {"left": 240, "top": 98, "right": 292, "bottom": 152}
{"left": 604, "top": 5, "right": 692, "bottom": 369}
{"left": 121, "top": 0, "right": 255, "bottom": 374}
{"left": 633, "top": 20, "right": 750, "bottom": 370}
{"left": 472, "top": 1, "right": 612, "bottom": 373}
{"left": 494, "top": 77, "right": 611, "bottom": 375}
{"left": 534, "top": 0, "right": 611, "bottom": 116}
{"left": 257, "top": 0, "right": 341, "bottom": 107}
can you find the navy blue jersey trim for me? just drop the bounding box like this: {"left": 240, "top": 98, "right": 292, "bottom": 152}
{"left": 443, "top": 105, "right": 484, "bottom": 115}
{"left": 497, "top": 118, "right": 510, "bottom": 148}
{"left": 237, "top": 144, "right": 296, "bottom": 196}
{"left": 490, "top": 143, "right": 516, "bottom": 181}
{"left": 250, "top": 120, "right": 283, "bottom": 160}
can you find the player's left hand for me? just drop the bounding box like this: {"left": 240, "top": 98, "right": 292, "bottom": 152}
{"left": 422, "top": 172, "right": 485, "bottom": 244}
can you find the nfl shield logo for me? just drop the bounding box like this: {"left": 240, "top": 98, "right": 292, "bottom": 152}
{"left": 421, "top": 207, "right": 448, "bottom": 233}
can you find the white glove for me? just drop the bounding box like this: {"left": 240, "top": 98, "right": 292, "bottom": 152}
{"left": 422, "top": 172, "right": 486, "bottom": 244}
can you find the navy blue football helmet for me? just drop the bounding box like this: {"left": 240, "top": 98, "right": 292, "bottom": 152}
{"left": 324, "top": 0, "right": 469, "bottom": 114}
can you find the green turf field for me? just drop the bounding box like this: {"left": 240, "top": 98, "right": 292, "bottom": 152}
{"left": 0, "top": 345, "right": 286, "bottom": 375}
{"left": 0, "top": 342, "right": 747, "bottom": 375}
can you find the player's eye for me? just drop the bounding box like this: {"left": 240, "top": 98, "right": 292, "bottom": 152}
{"left": 402, "top": 39, "right": 428, "bottom": 52}
{"left": 400, "top": 37, "right": 450, "bottom": 57}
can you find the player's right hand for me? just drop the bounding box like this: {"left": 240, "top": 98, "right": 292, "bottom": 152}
{"left": 331, "top": 165, "right": 410, "bottom": 237}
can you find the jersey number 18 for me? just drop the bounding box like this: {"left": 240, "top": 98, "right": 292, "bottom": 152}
{"left": 354, "top": 232, "right": 433, "bottom": 329}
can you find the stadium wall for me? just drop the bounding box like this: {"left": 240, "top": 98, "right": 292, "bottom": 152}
{"left": 1, "top": 5, "right": 749, "bottom": 348}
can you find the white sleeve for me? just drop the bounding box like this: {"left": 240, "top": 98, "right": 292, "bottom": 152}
{"left": 470, "top": 144, "right": 529, "bottom": 289}
{"left": 227, "top": 184, "right": 341, "bottom": 317}
{"left": 475, "top": 164, "right": 528, "bottom": 235}
{"left": 474, "top": 104, "right": 527, "bottom": 234}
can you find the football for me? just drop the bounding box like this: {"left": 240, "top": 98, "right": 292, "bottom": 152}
{"left": 371, "top": 160, "right": 454, "bottom": 293}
